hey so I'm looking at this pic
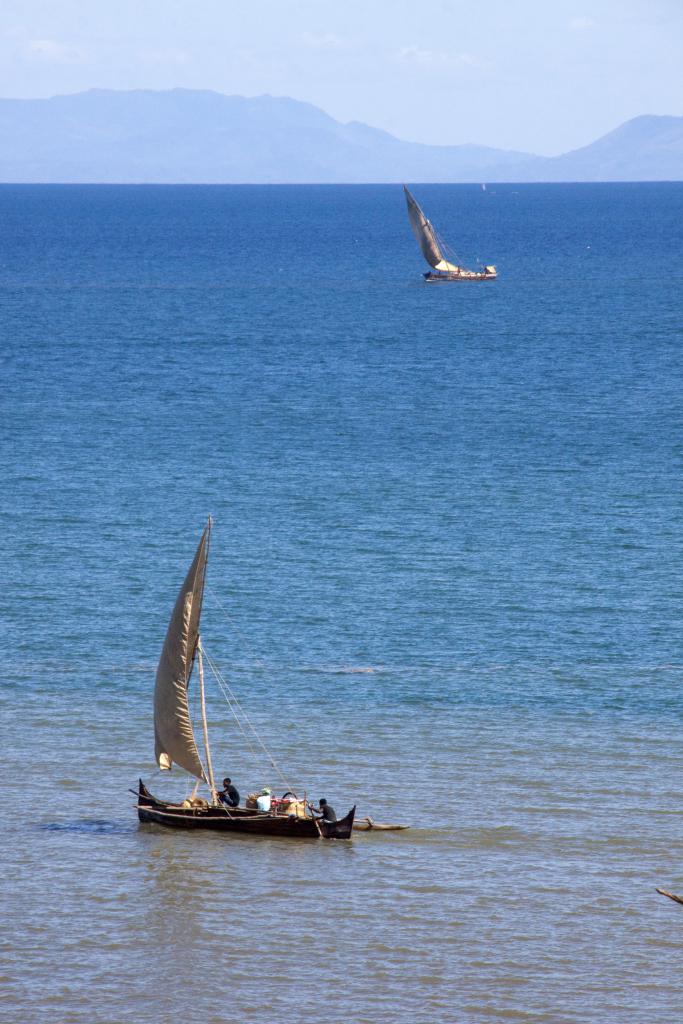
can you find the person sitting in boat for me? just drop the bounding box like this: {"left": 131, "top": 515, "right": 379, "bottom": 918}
{"left": 255, "top": 787, "right": 272, "bottom": 812}
{"left": 218, "top": 777, "right": 240, "bottom": 807}
{"left": 312, "top": 797, "right": 337, "bottom": 824}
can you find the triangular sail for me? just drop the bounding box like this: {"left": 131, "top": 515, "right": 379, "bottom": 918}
{"left": 154, "top": 522, "right": 211, "bottom": 780}
{"left": 403, "top": 186, "right": 460, "bottom": 273}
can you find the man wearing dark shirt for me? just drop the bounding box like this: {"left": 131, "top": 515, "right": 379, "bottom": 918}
{"left": 218, "top": 777, "right": 240, "bottom": 807}
{"left": 314, "top": 797, "right": 337, "bottom": 823}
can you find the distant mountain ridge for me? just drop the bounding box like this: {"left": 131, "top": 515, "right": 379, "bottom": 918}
{"left": 0, "top": 89, "right": 680, "bottom": 183}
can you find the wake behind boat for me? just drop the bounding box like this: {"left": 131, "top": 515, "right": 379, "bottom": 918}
{"left": 136, "top": 519, "right": 355, "bottom": 840}
{"left": 404, "top": 186, "right": 497, "bottom": 282}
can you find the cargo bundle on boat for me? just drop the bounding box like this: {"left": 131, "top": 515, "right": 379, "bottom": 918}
{"left": 404, "top": 185, "right": 496, "bottom": 282}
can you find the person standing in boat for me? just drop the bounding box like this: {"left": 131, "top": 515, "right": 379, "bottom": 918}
{"left": 218, "top": 777, "right": 240, "bottom": 807}
{"left": 312, "top": 798, "right": 337, "bottom": 824}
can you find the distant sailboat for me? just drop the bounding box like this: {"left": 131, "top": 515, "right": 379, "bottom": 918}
{"left": 136, "top": 519, "right": 356, "bottom": 840}
{"left": 403, "top": 186, "right": 497, "bottom": 282}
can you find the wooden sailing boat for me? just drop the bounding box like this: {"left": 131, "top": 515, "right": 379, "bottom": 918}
{"left": 136, "top": 519, "right": 355, "bottom": 840}
{"left": 404, "top": 185, "right": 497, "bottom": 282}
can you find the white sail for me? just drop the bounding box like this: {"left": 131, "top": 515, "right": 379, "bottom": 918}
{"left": 153, "top": 522, "right": 210, "bottom": 780}
{"left": 403, "top": 186, "right": 460, "bottom": 273}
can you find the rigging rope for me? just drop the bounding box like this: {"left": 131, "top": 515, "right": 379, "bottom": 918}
{"left": 203, "top": 650, "right": 264, "bottom": 764}
{"left": 201, "top": 643, "right": 296, "bottom": 796}
{"left": 435, "top": 225, "right": 461, "bottom": 267}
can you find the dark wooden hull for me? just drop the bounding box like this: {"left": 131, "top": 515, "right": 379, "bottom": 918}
{"left": 317, "top": 807, "right": 356, "bottom": 840}
{"left": 136, "top": 781, "right": 355, "bottom": 840}
{"left": 424, "top": 271, "right": 496, "bottom": 282}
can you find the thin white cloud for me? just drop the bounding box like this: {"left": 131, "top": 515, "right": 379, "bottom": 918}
{"left": 300, "top": 31, "right": 347, "bottom": 51}
{"left": 456, "top": 51, "right": 491, "bottom": 70}
{"left": 24, "top": 39, "right": 84, "bottom": 64}
{"left": 397, "top": 45, "right": 446, "bottom": 66}
{"left": 396, "top": 46, "right": 490, "bottom": 71}
{"left": 570, "top": 17, "right": 595, "bottom": 30}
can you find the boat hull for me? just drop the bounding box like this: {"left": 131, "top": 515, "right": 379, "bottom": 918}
{"left": 424, "top": 271, "right": 496, "bottom": 282}
{"left": 136, "top": 781, "right": 355, "bottom": 840}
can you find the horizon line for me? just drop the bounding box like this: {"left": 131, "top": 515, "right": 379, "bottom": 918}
{"left": 0, "top": 180, "right": 680, "bottom": 187}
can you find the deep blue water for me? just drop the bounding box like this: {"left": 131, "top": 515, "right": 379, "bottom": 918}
{"left": 2, "top": 183, "right": 683, "bottom": 1023}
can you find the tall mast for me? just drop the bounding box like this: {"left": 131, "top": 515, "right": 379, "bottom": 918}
{"left": 197, "top": 639, "right": 217, "bottom": 803}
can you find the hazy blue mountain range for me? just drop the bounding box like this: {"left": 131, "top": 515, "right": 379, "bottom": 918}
{"left": 0, "top": 89, "right": 680, "bottom": 183}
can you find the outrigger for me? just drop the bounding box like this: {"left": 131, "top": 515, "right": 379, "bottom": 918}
{"left": 404, "top": 185, "right": 497, "bottom": 282}
{"left": 135, "top": 519, "right": 356, "bottom": 840}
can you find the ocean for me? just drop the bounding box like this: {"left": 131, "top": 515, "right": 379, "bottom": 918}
{"left": 2, "top": 182, "right": 683, "bottom": 1023}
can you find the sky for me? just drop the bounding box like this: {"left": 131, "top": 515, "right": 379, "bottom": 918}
{"left": 1, "top": 0, "right": 681, "bottom": 156}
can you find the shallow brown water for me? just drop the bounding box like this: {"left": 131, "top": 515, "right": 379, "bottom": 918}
{"left": 3, "top": 680, "right": 683, "bottom": 1024}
